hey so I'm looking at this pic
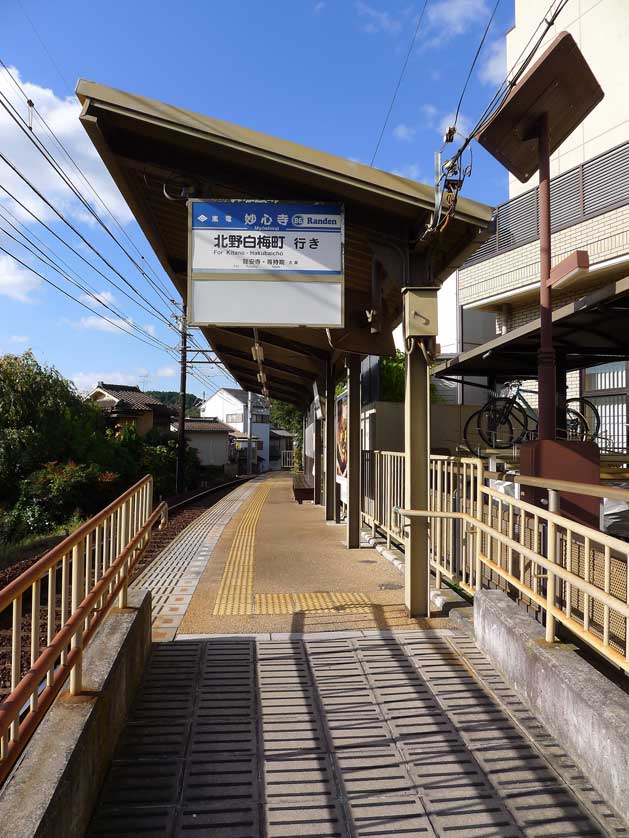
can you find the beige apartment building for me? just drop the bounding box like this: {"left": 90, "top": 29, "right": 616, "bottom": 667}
{"left": 454, "top": 0, "right": 629, "bottom": 450}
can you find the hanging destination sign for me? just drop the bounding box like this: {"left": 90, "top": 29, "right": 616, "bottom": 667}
{"left": 188, "top": 199, "right": 344, "bottom": 328}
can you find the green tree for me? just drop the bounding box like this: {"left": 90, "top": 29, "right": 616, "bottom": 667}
{"left": 270, "top": 399, "right": 303, "bottom": 448}
{"left": 0, "top": 351, "right": 107, "bottom": 503}
{"left": 146, "top": 390, "right": 201, "bottom": 415}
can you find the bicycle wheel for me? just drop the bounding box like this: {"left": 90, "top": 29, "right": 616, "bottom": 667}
{"left": 564, "top": 407, "right": 589, "bottom": 441}
{"left": 477, "top": 398, "right": 524, "bottom": 448}
{"left": 463, "top": 410, "right": 485, "bottom": 454}
{"left": 566, "top": 397, "right": 601, "bottom": 441}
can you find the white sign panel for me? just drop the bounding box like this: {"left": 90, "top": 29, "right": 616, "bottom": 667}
{"left": 188, "top": 200, "right": 344, "bottom": 328}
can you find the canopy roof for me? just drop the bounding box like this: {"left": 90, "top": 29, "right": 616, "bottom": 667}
{"left": 435, "top": 272, "right": 629, "bottom": 379}
{"left": 77, "top": 79, "right": 492, "bottom": 407}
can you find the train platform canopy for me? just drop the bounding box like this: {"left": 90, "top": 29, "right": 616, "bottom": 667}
{"left": 76, "top": 79, "right": 492, "bottom": 407}
{"left": 436, "top": 268, "right": 629, "bottom": 380}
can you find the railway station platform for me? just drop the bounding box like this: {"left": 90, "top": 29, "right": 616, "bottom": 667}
{"left": 134, "top": 472, "right": 436, "bottom": 641}
{"left": 87, "top": 475, "right": 627, "bottom": 837}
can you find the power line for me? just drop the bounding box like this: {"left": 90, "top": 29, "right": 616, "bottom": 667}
{"left": 452, "top": 0, "right": 501, "bottom": 130}
{"left": 370, "top": 0, "right": 430, "bottom": 167}
{"left": 0, "top": 58, "right": 227, "bottom": 392}
{"left": 0, "top": 58, "right": 175, "bottom": 304}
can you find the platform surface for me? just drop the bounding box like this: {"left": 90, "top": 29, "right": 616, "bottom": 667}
{"left": 88, "top": 629, "right": 626, "bottom": 837}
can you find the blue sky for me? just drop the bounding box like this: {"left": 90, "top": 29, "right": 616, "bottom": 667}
{"left": 0, "top": 0, "right": 514, "bottom": 397}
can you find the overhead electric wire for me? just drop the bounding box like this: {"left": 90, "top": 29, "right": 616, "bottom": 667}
{"left": 0, "top": 177, "right": 174, "bottom": 329}
{"left": 0, "top": 222, "right": 176, "bottom": 352}
{"left": 453, "top": 0, "right": 570, "bottom": 161}
{"left": 452, "top": 0, "right": 501, "bottom": 131}
{"left": 0, "top": 58, "right": 228, "bottom": 393}
{"left": 370, "top": 0, "right": 430, "bottom": 166}
{"left": 0, "top": 57, "right": 174, "bottom": 304}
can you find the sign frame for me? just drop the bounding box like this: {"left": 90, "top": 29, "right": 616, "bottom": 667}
{"left": 187, "top": 199, "right": 345, "bottom": 329}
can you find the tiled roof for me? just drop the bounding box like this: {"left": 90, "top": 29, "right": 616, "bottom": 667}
{"left": 173, "top": 418, "right": 233, "bottom": 433}
{"left": 95, "top": 383, "right": 172, "bottom": 411}
{"left": 270, "top": 428, "right": 294, "bottom": 438}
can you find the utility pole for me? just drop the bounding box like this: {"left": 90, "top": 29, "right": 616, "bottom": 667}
{"left": 246, "top": 390, "right": 253, "bottom": 474}
{"left": 175, "top": 303, "right": 188, "bottom": 494}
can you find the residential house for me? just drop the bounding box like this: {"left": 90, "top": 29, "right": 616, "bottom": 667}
{"left": 170, "top": 417, "right": 233, "bottom": 469}
{"left": 201, "top": 388, "right": 271, "bottom": 471}
{"left": 88, "top": 383, "right": 173, "bottom": 435}
{"left": 269, "top": 428, "right": 294, "bottom": 470}
{"left": 450, "top": 0, "right": 629, "bottom": 450}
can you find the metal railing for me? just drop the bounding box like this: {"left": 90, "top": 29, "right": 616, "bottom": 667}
{"left": 281, "top": 450, "right": 295, "bottom": 469}
{"left": 362, "top": 451, "right": 405, "bottom": 547}
{"left": 362, "top": 451, "right": 629, "bottom": 673}
{"left": 0, "top": 475, "right": 167, "bottom": 784}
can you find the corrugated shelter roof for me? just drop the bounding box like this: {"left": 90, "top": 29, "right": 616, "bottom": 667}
{"left": 77, "top": 80, "right": 493, "bottom": 408}
{"left": 270, "top": 428, "right": 294, "bottom": 438}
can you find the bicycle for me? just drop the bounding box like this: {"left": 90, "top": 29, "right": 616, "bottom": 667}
{"left": 463, "top": 380, "right": 601, "bottom": 452}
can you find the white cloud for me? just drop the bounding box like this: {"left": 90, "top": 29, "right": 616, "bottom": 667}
{"left": 9, "top": 334, "right": 29, "bottom": 343}
{"left": 156, "top": 365, "right": 178, "bottom": 378}
{"left": 479, "top": 38, "right": 506, "bottom": 86}
{"left": 79, "top": 289, "right": 116, "bottom": 307}
{"left": 72, "top": 370, "right": 141, "bottom": 393}
{"left": 393, "top": 123, "right": 416, "bottom": 142}
{"left": 0, "top": 253, "right": 40, "bottom": 301}
{"left": 0, "top": 66, "right": 134, "bottom": 228}
{"left": 143, "top": 323, "right": 157, "bottom": 337}
{"left": 355, "top": 1, "right": 401, "bottom": 34}
{"left": 314, "top": 1, "right": 325, "bottom": 12}
{"left": 426, "top": 0, "right": 489, "bottom": 36}
{"left": 74, "top": 315, "right": 134, "bottom": 334}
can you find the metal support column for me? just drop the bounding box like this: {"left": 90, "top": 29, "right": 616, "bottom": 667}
{"left": 325, "top": 361, "right": 336, "bottom": 521}
{"left": 347, "top": 354, "right": 361, "bottom": 548}
{"left": 404, "top": 340, "right": 430, "bottom": 617}
{"left": 175, "top": 303, "right": 188, "bottom": 495}
{"left": 314, "top": 417, "right": 322, "bottom": 505}
{"left": 537, "top": 111, "right": 556, "bottom": 441}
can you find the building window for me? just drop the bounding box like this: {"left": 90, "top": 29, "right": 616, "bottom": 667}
{"left": 252, "top": 413, "right": 269, "bottom": 423}
{"left": 226, "top": 413, "right": 243, "bottom": 424}
{"left": 582, "top": 362, "right": 628, "bottom": 453}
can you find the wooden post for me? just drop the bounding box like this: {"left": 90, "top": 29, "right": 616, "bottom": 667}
{"left": 347, "top": 354, "right": 361, "bottom": 548}
{"left": 325, "top": 361, "right": 336, "bottom": 521}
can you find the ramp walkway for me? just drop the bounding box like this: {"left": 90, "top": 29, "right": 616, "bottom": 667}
{"left": 89, "top": 473, "right": 627, "bottom": 836}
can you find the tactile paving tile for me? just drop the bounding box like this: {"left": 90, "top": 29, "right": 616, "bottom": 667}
{"left": 131, "top": 480, "right": 256, "bottom": 637}
{"left": 88, "top": 631, "right": 625, "bottom": 837}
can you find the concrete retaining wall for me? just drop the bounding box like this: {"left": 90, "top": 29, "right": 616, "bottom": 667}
{"left": 475, "top": 589, "right": 629, "bottom": 824}
{"left": 0, "top": 588, "right": 152, "bottom": 838}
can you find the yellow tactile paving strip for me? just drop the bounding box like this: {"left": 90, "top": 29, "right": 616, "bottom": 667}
{"left": 212, "top": 481, "right": 272, "bottom": 616}
{"left": 254, "top": 591, "right": 372, "bottom": 615}
{"left": 178, "top": 473, "right": 447, "bottom": 634}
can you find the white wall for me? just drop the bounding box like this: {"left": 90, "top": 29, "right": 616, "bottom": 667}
{"left": 186, "top": 432, "right": 230, "bottom": 467}
{"left": 507, "top": 0, "right": 628, "bottom": 197}
{"left": 201, "top": 391, "right": 244, "bottom": 432}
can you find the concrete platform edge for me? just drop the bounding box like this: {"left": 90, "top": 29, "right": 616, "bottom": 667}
{"left": 0, "top": 588, "right": 152, "bottom": 838}
{"left": 474, "top": 588, "right": 629, "bottom": 826}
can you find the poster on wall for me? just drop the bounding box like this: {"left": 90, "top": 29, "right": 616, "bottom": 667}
{"left": 336, "top": 390, "right": 348, "bottom": 505}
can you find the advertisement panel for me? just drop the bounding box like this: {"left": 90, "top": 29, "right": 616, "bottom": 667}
{"left": 336, "top": 390, "right": 348, "bottom": 506}
{"left": 188, "top": 199, "right": 344, "bottom": 328}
